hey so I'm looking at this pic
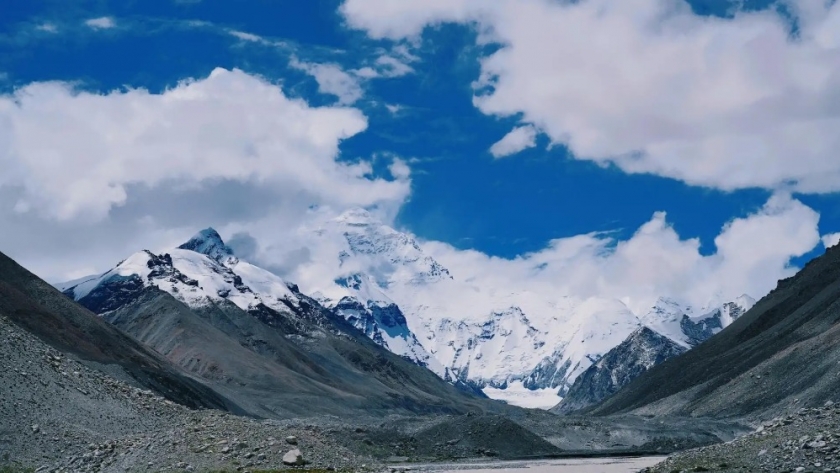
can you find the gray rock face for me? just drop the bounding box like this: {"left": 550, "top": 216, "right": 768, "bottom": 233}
{"left": 553, "top": 327, "right": 687, "bottom": 414}
{"left": 522, "top": 348, "right": 571, "bottom": 393}
{"left": 0, "top": 250, "right": 234, "bottom": 413}
{"left": 680, "top": 312, "right": 724, "bottom": 347}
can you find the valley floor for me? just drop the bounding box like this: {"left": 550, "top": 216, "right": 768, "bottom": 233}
{"left": 399, "top": 456, "right": 667, "bottom": 472}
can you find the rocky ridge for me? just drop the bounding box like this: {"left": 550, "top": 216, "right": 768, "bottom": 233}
{"left": 553, "top": 326, "right": 688, "bottom": 414}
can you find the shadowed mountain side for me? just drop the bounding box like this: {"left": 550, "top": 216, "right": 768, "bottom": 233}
{"left": 0, "top": 251, "right": 241, "bottom": 413}
{"left": 585, "top": 243, "right": 840, "bottom": 420}
{"left": 104, "top": 286, "right": 500, "bottom": 418}
{"left": 552, "top": 327, "right": 688, "bottom": 414}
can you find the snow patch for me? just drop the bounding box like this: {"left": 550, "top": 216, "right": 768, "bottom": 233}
{"left": 483, "top": 381, "right": 561, "bottom": 410}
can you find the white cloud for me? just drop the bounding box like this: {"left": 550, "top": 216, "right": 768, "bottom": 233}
{"left": 489, "top": 125, "right": 538, "bottom": 158}
{"left": 384, "top": 103, "right": 403, "bottom": 114}
{"left": 0, "top": 68, "right": 408, "bottom": 222}
{"left": 84, "top": 17, "right": 116, "bottom": 29}
{"left": 36, "top": 23, "right": 58, "bottom": 33}
{"left": 353, "top": 45, "right": 418, "bottom": 80}
{"left": 418, "top": 194, "right": 819, "bottom": 315}
{"left": 822, "top": 232, "right": 840, "bottom": 248}
{"left": 388, "top": 158, "right": 411, "bottom": 180}
{"left": 342, "top": 0, "right": 840, "bottom": 193}
{"left": 228, "top": 30, "right": 263, "bottom": 42}
{"left": 290, "top": 58, "right": 364, "bottom": 105}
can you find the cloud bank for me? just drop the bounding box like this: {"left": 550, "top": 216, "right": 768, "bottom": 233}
{"left": 341, "top": 0, "right": 840, "bottom": 193}
{"left": 0, "top": 68, "right": 407, "bottom": 221}
{"left": 0, "top": 68, "right": 410, "bottom": 280}
{"left": 416, "top": 193, "right": 820, "bottom": 314}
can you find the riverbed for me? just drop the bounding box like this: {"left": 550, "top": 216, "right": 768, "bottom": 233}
{"left": 398, "top": 456, "right": 667, "bottom": 473}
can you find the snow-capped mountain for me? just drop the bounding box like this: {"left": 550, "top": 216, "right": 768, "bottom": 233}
{"left": 59, "top": 228, "right": 300, "bottom": 317}
{"left": 640, "top": 295, "right": 756, "bottom": 349}
{"left": 327, "top": 271, "right": 439, "bottom": 370}
{"left": 56, "top": 228, "right": 496, "bottom": 418}
{"left": 289, "top": 208, "right": 758, "bottom": 409}
{"left": 552, "top": 295, "right": 756, "bottom": 413}
{"left": 58, "top": 213, "right": 757, "bottom": 410}
{"left": 552, "top": 326, "right": 689, "bottom": 414}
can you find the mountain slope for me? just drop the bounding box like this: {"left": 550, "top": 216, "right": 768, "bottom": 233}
{"left": 585, "top": 243, "right": 840, "bottom": 420}
{"left": 552, "top": 327, "right": 688, "bottom": 414}
{"left": 0, "top": 298, "right": 375, "bottom": 472}
{"left": 59, "top": 230, "right": 503, "bottom": 418}
{"left": 552, "top": 296, "right": 754, "bottom": 414}
{"left": 0, "top": 250, "right": 239, "bottom": 412}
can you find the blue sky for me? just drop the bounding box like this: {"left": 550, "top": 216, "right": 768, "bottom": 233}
{"left": 1, "top": 0, "right": 839, "bottom": 306}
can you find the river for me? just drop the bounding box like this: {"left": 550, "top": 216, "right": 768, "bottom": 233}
{"left": 397, "top": 456, "right": 667, "bottom": 473}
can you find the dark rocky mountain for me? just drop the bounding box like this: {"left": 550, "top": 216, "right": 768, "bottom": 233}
{"left": 584, "top": 242, "right": 840, "bottom": 420}
{"left": 553, "top": 298, "right": 752, "bottom": 415}
{"left": 552, "top": 327, "right": 687, "bottom": 414}
{"left": 0, "top": 250, "right": 239, "bottom": 412}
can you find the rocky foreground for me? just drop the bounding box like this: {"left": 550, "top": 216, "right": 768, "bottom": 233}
{"left": 0, "top": 312, "right": 373, "bottom": 472}
{"left": 644, "top": 402, "right": 840, "bottom": 472}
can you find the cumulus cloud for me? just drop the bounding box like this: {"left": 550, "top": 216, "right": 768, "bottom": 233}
{"left": 388, "top": 158, "right": 411, "bottom": 180}
{"left": 0, "top": 68, "right": 412, "bottom": 281}
{"left": 84, "top": 17, "right": 116, "bottom": 29}
{"left": 290, "top": 58, "right": 365, "bottom": 105}
{"left": 418, "top": 194, "right": 820, "bottom": 315}
{"left": 0, "top": 68, "right": 408, "bottom": 222}
{"left": 489, "top": 125, "right": 538, "bottom": 158}
{"left": 228, "top": 193, "right": 819, "bottom": 327}
{"left": 341, "top": 0, "right": 840, "bottom": 193}
{"left": 823, "top": 232, "right": 840, "bottom": 248}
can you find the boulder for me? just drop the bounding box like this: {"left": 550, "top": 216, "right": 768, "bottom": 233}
{"left": 283, "top": 448, "right": 304, "bottom": 466}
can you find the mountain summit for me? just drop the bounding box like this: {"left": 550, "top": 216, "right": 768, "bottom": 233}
{"left": 177, "top": 227, "right": 235, "bottom": 263}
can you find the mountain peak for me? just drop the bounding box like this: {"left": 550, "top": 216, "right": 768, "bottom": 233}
{"left": 334, "top": 208, "right": 379, "bottom": 226}
{"left": 178, "top": 227, "right": 234, "bottom": 262}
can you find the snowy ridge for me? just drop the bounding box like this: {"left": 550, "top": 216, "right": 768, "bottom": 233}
{"left": 61, "top": 229, "right": 299, "bottom": 316}
{"left": 326, "top": 272, "right": 440, "bottom": 370}
{"left": 640, "top": 295, "right": 756, "bottom": 349}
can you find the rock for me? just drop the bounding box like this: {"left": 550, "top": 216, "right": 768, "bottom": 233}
{"left": 285, "top": 435, "right": 298, "bottom": 445}
{"left": 282, "top": 448, "right": 304, "bottom": 466}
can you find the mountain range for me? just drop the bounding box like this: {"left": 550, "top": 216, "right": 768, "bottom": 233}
{"left": 9, "top": 211, "right": 838, "bottom": 470}
{"left": 59, "top": 209, "right": 754, "bottom": 411}
{"left": 58, "top": 227, "right": 497, "bottom": 418}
